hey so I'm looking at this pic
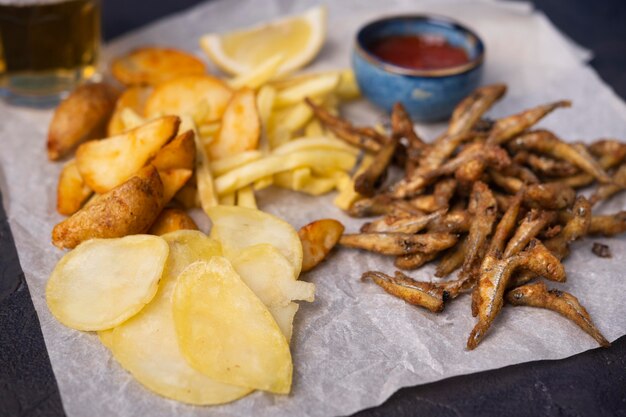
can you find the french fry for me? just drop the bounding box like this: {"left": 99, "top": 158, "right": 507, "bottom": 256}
{"left": 184, "top": 116, "right": 219, "bottom": 212}
{"left": 208, "top": 88, "right": 260, "bottom": 160}
{"left": 253, "top": 176, "right": 274, "bottom": 190}
{"left": 274, "top": 72, "right": 339, "bottom": 108}
{"left": 304, "top": 119, "right": 324, "bottom": 137}
{"left": 270, "top": 102, "right": 313, "bottom": 134}
{"left": 229, "top": 54, "right": 284, "bottom": 89}
{"left": 57, "top": 159, "right": 93, "bottom": 216}
{"left": 236, "top": 186, "right": 257, "bottom": 209}
{"left": 214, "top": 149, "right": 357, "bottom": 195}
{"left": 210, "top": 150, "right": 263, "bottom": 176}
{"left": 335, "top": 69, "right": 360, "bottom": 100}
{"left": 256, "top": 85, "right": 276, "bottom": 154}
{"left": 333, "top": 155, "right": 373, "bottom": 211}
{"left": 272, "top": 137, "right": 359, "bottom": 156}
{"left": 219, "top": 193, "right": 236, "bottom": 206}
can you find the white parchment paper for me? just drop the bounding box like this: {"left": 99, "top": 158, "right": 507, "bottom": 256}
{"left": 1, "top": 1, "right": 626, "bottom": 416}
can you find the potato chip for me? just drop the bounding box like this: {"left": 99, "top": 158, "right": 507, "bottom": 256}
{"left": 46, "top": 235, "right": 168, "bottom": 331}
{"left": 109, "top": 231, "right": 252, "bottom": 405}
{"left": 111, "top": 47, "right": 206, "bottom": 86}
{"left": 144, "top": 75, "right": 232, "bottom": 123}
{"left": 207, "top": 206, "right": 303, "bottom": 277}
{"left": 231, "top": 244, "right": 315, "bottom": 341}
{"left": 173, "top": 258, "right": 292, "bottom": 394}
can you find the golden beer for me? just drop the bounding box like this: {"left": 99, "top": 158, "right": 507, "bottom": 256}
{"left": 0, "top": 0, "right": 100, "bottom": 104}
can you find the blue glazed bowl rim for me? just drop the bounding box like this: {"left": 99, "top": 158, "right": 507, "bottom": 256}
{"left": 355, "top": 14, "right": 485, "bottom": 78}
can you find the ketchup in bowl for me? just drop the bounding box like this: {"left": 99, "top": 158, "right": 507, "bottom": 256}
{"left": 369, "top": 35, "right": 469, "bottom": 71}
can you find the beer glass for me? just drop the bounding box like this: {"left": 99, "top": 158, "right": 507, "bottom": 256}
{"left": 0, "top": 0, "right": 101, "bottom": 106}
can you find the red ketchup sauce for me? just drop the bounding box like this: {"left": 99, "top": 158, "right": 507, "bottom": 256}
{"left": 369, "top": 35, "right": 470, "bottom": 71}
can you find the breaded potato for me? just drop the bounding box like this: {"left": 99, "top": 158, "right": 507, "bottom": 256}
{"left": 144, "top": 75, "right": 232, "bottom": 123}
{"left": 57, "top": 159, "right": 93, "bottom": 216}
{"left": 52, "top": 166, "right": 165, "bottom": 249}
{"left": 152, "top": 130, "right": 196, "bottom": 172}
{"left": 47, "top": 82, "right": 119, "bottom": 160}
{"left": 76, "top": 116, "right": 179, "bottom": 193}
{"left": 149, "top": 208, "right": 198, "bottom": 236}
{"left": 107, "top": 86, "right": 153, "bottom": 136}
{"left": 111, "top": 47, "right": 206, "bottom": 86}
{"left": 208, "top": 88, "right": 260, "bottom": 160}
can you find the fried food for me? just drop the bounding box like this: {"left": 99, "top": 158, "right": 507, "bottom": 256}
{"left": 298, "top": 219, "right": 345, "bottom": 272}
{"left": 510, "top": 130, "right": 611, "bottom": 183}
{"left": 144, "top": 75, "right": 232, "bottom": 123}
{"left": 362, "top": 271, "right": 445, "bottom": 313}
{"left": 46, "top": 235, "right": 168, "bottom": 331}
{"left": 354, "top": 132, "right": 397, "bottom": 197}
{"left": 207, "top": 206, "right": 303, "bottom": 277}
{"left": 107, "top": 86, "right": 153, "bottom": 136}
{"left": 591, "top": 242, "right": 612, "bottom": 258}
{"left": 506, "top": 282, "right": 610, "bottom": 347}
{"left": 76, "top": 116, "right": 179, "bottom": 193}
{"left": 467, "top": 239, "right": 565, "bottom": 349}
{"left": 544, "top": 196, "right": 591, "bottom": 259}
{"left": 47, "top": 82, "right": 119, "bottom": 160}
{"left": 56, "top": 159, "right": 93, "bottom": 215}
{"left": 513, "top": 151, "right": 579, "bottom": 177}
{"left": 394, "top": 251, "right": 438, "bottom": 270}
{"left": 523, "top": 182, "right": 575, "bottom": 210}
{"left": 152, "top": 130, "right": 196, "bottom": 172}
{"left": 587, "top": 211, "right": 626, "bottom": 236}
{"left": 589, "top": 164, "right": 626, "bottom": 205}
{"left": 392, "top": 102, "right": 426, "bottom": 175}
{"left": 172, "top": 258, "right": 293, "bottom": 394}
{"left": 503, "top": 210, "right": 555, "bottom": 258}
{"left": 435, "top": 236, "right": 468, "bottom": 278}
{"left": 340, "top": 232, "right": 457, "bottom": 256}
{"left": 52, "top": 166, "right": 165, "bottom": 249}
{"left": 447, "top": 84, "right": 507, "bottom": 136}
{"left": 149, "top": 208, "right": 198, "bottom": 236}
{"left": 486, "top": 101, "right": 571, "bottom": 145}
{"left": 111, "top": 47, "right": 206, "bottom": 86}
{"left": 360, "top": 209, "right": 445, "bottom": 234}
{"left": 208, "top": 88, "right": 260, "bottom": 160}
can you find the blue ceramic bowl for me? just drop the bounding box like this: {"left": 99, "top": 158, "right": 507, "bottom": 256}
{"left": 352, "top": 15, "right": 485, "bottom": 122}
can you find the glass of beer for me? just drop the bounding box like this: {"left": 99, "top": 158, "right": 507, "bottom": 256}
{"left": 0, "top": 0, "right": 100, "bottom": 106}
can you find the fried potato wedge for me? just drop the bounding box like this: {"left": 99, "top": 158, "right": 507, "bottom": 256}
{"left": 111, "top": 47, "right": 206, "bottom": 86}
{"left": 144, "top": 75, "right": 232, "bottom": 123}
{"left": 298, "top": 219, "right": 344, "bottom": 272}
{"left": 231, "top": 244, "right": 315, "bottom": 341}
{"left": 52, "top": 166, "right": 164, "bottom": 249}
{"left": 47, "top": 82, "right": 119, "bottom": 160}
{"left": 109, "top": 231, "right": 252, "bottom": 405}
{"left": 173, "top": 258, "right": 292, "bottom": 394}
{"left": 149, "top": 208, "right": 198, "bottom": 236}
{"left": 208, "top": 88, "right": 260, "bottom": 160}
{"left": 57, "top": 159, "right": 93, "bottom": 216}
{"left": 107, "top": 86, "right": 153, "bottom": 136}
{"left": 159, "top": 169, "right": 193, "bottom": 203}
{"left": 152, "top": 130, "right": 196, "bottom": 171}
{"left": 207, "top": 206, "right": 303, "bottom": 278}
{"left": 76, "top": 116, "right": 179, "bottom": 193}
{"left": 46, "top": 235, "right": 168, "bottom": 331}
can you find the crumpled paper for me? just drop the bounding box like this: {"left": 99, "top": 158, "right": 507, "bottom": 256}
{"left": 1, "top": 1, "right": 626, "bottom": 416}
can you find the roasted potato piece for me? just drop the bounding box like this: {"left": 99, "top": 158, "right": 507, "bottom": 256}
{"left": 207, "top": 88, "right": 260, "bottom": 160}
{"left": 111, "top": 47, "right": 206, "bottom": 86}
{"left": 298, "top": 219, "right": 345, "bottom": 272}
{"left": 46, "top": 234, "right": 169, "bottom": 331}
{"left": 152, "top": 130, "right": 196, "bottom": 172}
{"left": 144, "top": 75, "right": 232, "bottom": 123}
{"left": 47, "top": 82, "right": 119, "bottom": 160}
{"left": 56, "top": 159, "right": 93, "bottom": 215}
{"left": 52, "top": 166, "right": 165, "bottom": 249}
{"left": 173, "top": 258, "right": 293, "bottom": 394}
{"left": 76, "top": 116, "right": 179, "bottom": 193}
{"left": 149, "top": 208, "right": 198, "bottom": 236}
{"left": 107, "top": 86, "right": 153, "bottom": 136}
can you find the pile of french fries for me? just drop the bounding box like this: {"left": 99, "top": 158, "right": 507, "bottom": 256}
{"left": 313, "top": 84, "right": 626, "bottom": 350}
{"left": 47, "top": 46, "right": 360, "bottom": 248}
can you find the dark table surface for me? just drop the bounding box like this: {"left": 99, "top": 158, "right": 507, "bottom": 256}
{"left": 2, "top": 1, "right": 626, "bottom": 416}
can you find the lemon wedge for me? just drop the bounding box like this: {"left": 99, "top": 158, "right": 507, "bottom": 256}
{"left": 200, "top": 6, "right": 326, "bottom": 76}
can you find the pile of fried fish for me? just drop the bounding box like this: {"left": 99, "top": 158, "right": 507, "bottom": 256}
{"left": 307, "top": 84, "right": 626, "bottom": 349}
